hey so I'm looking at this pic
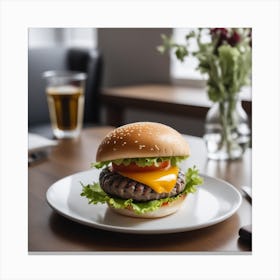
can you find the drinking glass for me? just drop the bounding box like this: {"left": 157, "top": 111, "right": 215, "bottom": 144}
{"left": 43, "top": 71, "right": 87, "bottom": 139}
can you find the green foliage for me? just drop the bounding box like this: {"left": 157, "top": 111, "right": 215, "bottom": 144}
{"left": 157, "top": 34, "right": 189, "bottom": 62}
{"left": 158, "top": 28, "right": 252, "bottom": 102}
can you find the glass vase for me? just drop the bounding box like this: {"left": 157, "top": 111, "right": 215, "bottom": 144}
{"left": 204, "top": 97, "right": 251, "bottom": 160}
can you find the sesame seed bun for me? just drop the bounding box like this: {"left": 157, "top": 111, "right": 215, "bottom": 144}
{"left": 96, "top": 122, "right": 190, "bottom": 162}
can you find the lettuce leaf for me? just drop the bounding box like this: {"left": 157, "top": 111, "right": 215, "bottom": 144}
{"left": 80, "top": 166, "right": 203, "bottom": 215}
{"left": 184, "top": 166, "right": 204, "bottom": 193}
{"left": 91, "top": 156, "right": 188, "bottom": 169}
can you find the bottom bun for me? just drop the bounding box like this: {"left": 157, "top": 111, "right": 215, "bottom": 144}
{"left": 108, "top": 194, "right": 187, "bottom": 219}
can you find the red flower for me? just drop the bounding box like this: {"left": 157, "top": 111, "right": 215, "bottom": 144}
{"left": 210, "top": 28, "right": 245, "bottom": 51}
{"left": 210, "top": 28, "right": 229, "bottom": 52}
{"left": 210, "top": 28, "right": 228, "bottom": 40}
{"left": 228, "top": 31, "right": 241, "bottom": 46}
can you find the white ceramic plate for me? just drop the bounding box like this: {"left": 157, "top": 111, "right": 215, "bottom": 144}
{"left": 46, "top": 169, "right": 242, "bottom": 234}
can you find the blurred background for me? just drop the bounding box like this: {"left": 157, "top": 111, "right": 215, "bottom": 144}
{"left": 28, "top": 28, "right": 251, "bottom": 138}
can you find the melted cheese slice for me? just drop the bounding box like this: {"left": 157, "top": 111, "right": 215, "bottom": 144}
{"left": 119, "top": 166, "right": 179, "bottom": 193}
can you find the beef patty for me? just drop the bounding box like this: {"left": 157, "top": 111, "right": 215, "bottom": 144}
{"left": 99, "top": 167, "right": 186, "bottom": 202}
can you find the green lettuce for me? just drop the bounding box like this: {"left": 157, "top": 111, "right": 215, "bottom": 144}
{"left": 80, "top": 166, "right": 203, "bottom": 215}
{"left": 91, "top": 156, "right": 188, "bottom": 169}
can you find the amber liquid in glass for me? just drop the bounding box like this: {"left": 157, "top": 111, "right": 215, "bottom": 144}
{"left": 47, "top": 86, "right": 84, "bottom": 134}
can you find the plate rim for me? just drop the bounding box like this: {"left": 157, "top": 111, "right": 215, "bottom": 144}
{"left": 46, "top": 169, "right": 242, "bottom": 234}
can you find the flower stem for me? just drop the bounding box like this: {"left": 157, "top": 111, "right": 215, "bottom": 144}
{"left": 219, "top": 99, "right": 236, "bottom": 158}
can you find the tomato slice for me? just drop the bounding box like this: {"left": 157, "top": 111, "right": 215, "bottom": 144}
{"left": 112, "top": 160, "right": 170, "bottom": 172}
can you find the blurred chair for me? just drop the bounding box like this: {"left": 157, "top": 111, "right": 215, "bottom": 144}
{"left": 28, "top": 47, "right": 103, "bottom": 138}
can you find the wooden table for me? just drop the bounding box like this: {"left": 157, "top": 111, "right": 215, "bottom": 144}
{"left": 101, "top": 84, "right": 252, "bottom": 127}
{"left": 28, "top": 127, "right": 252, "bottom": 252}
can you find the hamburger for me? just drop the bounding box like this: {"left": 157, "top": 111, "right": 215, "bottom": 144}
{"left": 81, "top": 122, "right": 203, "bottom": 218}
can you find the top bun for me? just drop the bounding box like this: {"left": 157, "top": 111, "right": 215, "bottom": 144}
{"left": 96, "top": 122, "right": 190, "bottom": 162}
